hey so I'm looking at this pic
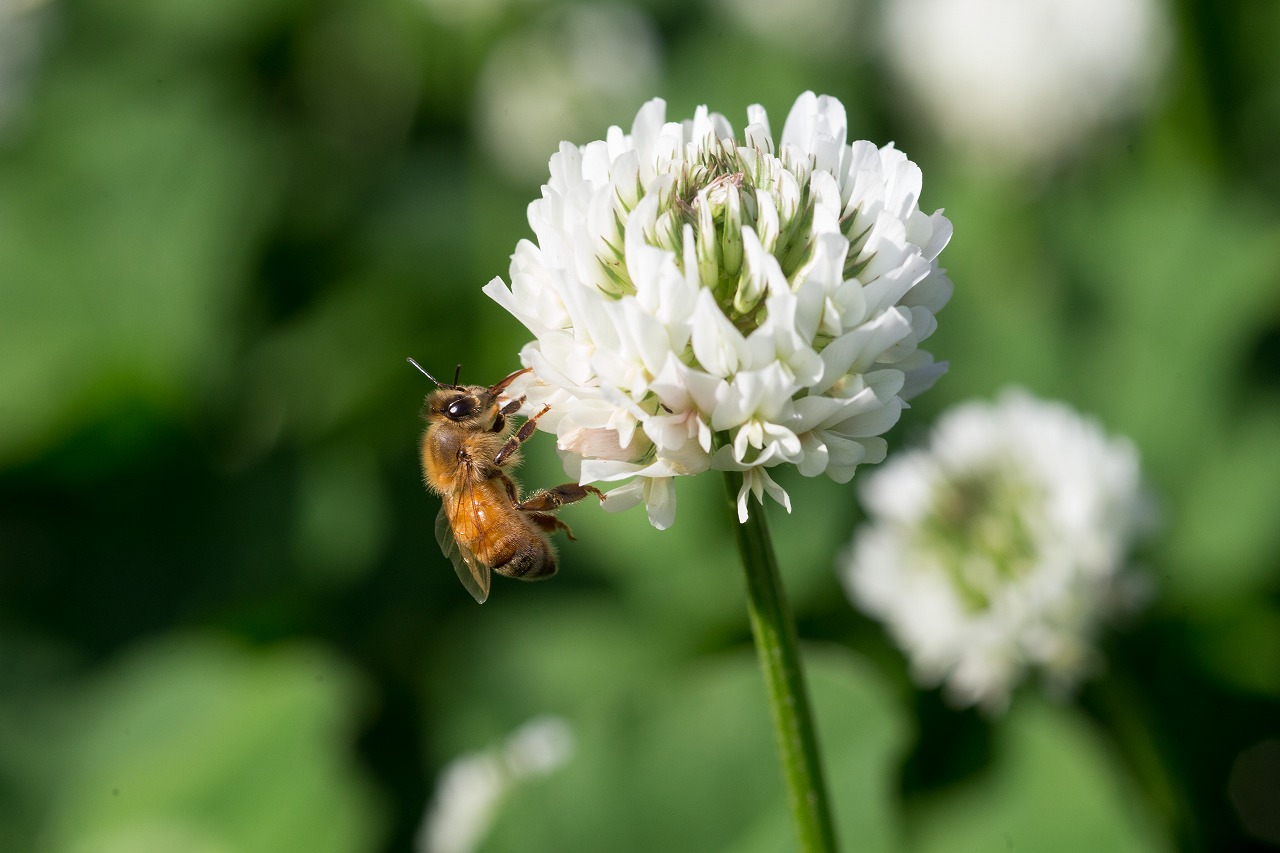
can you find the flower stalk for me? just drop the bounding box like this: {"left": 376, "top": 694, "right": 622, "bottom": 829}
{"left": 723, "top": 469, "right": 838, "bottom": 852}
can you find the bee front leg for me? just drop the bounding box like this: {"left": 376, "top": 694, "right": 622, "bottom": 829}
{"left": 489, "top": 396, "right": 527, "bottom": 435}
{"left": 494, "top": 403, "right": 551, "bottom": 468}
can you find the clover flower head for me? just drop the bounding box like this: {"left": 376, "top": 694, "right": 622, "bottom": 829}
{"left": 841, "top": 390, "right": 1154, "bottom": 713}
{"left": 485, "top": 92, "right": 952, "bottom": 528}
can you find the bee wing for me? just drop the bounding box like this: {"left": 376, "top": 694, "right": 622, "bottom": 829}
{"left": 435, "top": 500, "right": 491, "bottom": 604}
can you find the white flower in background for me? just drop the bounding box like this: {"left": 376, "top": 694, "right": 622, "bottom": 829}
{"left": 842, "top": 390, "right": 1154, "bottom": 713}
{"left": 473, "top": 5, "right": 661, "bottom": 184}
{"left": 485, "top": 92, "right": 952, "bottom": 527}
{"left": 417, "top": 716, "right": 574, "bottom": 853}
{"left": 882, "top": 0, "right": 1171, "bottom": 169}
{"left": 0, "top": 0, "right": 51, "bottom": 135}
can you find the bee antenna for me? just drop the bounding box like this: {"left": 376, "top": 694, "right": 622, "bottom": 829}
{"left": 406, "top": 357, "right": 445, "bottom": 387}
{"left": 452, "top": 364, "right": 462, "bottom": 387}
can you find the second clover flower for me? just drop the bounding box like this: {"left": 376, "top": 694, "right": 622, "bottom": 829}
{"left": 841, "top": 391, "right": 1155, "bottom": 712}
{"left": 485, "top": 92, "right": 953, "bottom": 528}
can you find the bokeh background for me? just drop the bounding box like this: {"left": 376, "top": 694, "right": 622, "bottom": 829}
{"left": 2, "top": 0, "right": 1278, "bottom": 850}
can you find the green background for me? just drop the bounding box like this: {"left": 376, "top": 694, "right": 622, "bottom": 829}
{"left": 1, "top": 0, "right": 1277, "bottom": 850}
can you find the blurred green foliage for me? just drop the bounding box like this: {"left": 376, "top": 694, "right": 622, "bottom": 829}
{"left": 1, "top": 0, "right": 1278, "bottom": 851}
{"left": 10, "top": 637, "right": 381, "bottom": 852}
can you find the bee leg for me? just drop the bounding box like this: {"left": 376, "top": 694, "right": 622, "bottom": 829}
{"left": 526, "top": 511, "right": 576, "bottom": 541}
{"left": 495, "top": 472, "right": 520, "bottom": 504}
{"left": 489, "top": 395, "right": 526, "bottom": 433}
{"left": 494, "top": 403, "right": 551, "bottom": 467}
{"left": 518, "top": 483, "right": 607, "bottom": 513}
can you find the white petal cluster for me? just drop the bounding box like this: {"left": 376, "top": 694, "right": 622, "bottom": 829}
{"left": 882, "top": 0, "right": 1171, "bottom": 169}
{"left": 842, "top": 390, "right": 1153, "bottom": 713}
{"left": 485, "top": 92, "right": 952, "bottom": 527}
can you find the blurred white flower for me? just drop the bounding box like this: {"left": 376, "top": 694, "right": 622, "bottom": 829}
{"left": 0, "top": 0, "right": 51, "bottom": 135}
{"left": 842, "top": 390, "right": 1154, "bottom": 713}
{"left": 485, "top": 92, "right": 952, "bottom": 527}
{"left": 882, "top": 0, "right": 1171, "bottom": 169}
{"left": 418, "top": 716, "right": 574, "bottom": 853}
{"left": 473, "top": 5, "right": 662, "bottom": 184}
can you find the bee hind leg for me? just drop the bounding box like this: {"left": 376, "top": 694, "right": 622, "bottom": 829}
{"left": 526, "top": 511, "right": 576, "bottom": 541}
{"left": 518, "top": 483, "right": 606, "bottom": 514}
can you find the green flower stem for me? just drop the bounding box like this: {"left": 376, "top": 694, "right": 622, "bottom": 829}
{"left": 723, "top": 470, "right": 838, "bottom": 852}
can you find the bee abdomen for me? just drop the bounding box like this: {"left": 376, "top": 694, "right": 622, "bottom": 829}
{"left": 493, "top": 537, "right": 557, "bottom": 580}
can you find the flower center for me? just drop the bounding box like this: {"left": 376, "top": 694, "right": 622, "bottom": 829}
{"left": 922, "top": 466, "right": 1042, "bottom": 612}
{"left": 602, "top": 136, "right": 824, "bottom": 335}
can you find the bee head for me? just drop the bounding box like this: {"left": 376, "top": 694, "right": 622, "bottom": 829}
{"left": 431, "top": 387, "right": 486, "bottom": 424}
{"left": 410, "top": 359, "right": 531, "bottom": 428}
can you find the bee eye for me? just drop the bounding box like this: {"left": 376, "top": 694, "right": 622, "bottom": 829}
{"left": 446, "top": 397, "right": 476, "bottom": 420}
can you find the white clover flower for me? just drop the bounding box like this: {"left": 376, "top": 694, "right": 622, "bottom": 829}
{"left": 417, "top": 716, "right": 574, "bottom": 853}
{"left": 485, "top": 92, "right": 952, "bottom": 527}
{"left": 842, "top": 390, "right": 1154, "bottom": 713}
{"left": 882, "top": 0, "right": 1171, "bottom": 169}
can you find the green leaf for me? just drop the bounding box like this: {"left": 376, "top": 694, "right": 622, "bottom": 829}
{"left": 1185, "top": 600, "right": 1280, "bottom": 698}
{"left": 425, "top": 597, "right": 682, "bottom": 753}
{"left": 1161, "top": 404, "right": 1280, "bottom": 602}
{"left": 37, "top": 636, "right": 383, "bottom": 853}
{"left": 477, "top": 648, "right": 905, "bottom": 853}
{"left": 1059, "top": 162, "right": 1280, "bottom": 472}
{"left": 292, "top": 442, "right": 391, "bottom": 586}
{"left": 910, "top": 698, "right": 1168, "bottom": 853}
{"left": 0, "top": 22, "right": 278, "bottom": 467}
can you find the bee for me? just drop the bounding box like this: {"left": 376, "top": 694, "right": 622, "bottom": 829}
{"left": 409, "top": 358, "right": 605, "bottom": 603}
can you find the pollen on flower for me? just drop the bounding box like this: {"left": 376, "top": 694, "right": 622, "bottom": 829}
{"left": 484, "top": 91, "right": 953, "bottom": 527}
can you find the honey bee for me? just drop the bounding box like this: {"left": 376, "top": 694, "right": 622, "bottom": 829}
{"left": 409, "top": 358, "right": 605, "bottom": 603}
